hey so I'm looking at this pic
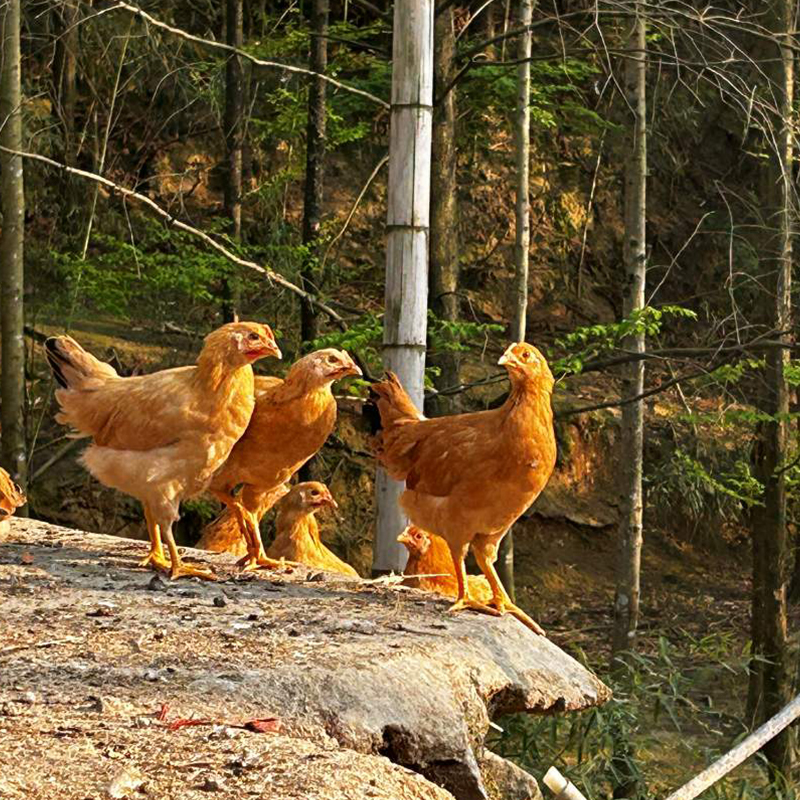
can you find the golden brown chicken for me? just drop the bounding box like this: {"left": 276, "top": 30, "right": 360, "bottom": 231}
{"left": 371, "top": 342, "right": 556, "bottom": 634}
{"left": 199, "top": 349, "right": 361, "bottom": 570}
{"left": 0, "top": 467, "right": 25, "bottom": 519}
{"left": 45, "top": 322, "right": 281, "bottom": 580}
{"left": 266, "top": 482, "right": 358, "bottom": 576}
{"left": 397, "top": 525, "right": 492, "bottom": 604}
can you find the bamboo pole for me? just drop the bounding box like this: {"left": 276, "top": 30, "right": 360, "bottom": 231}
{"left": 543, "top": 694, "right": 800, "bottom": 800}
{"left": 372, "top": 0, "right": 433, "bottom": 574}
{"left": 665, "top": 694, "right": 800, "bottom": 800}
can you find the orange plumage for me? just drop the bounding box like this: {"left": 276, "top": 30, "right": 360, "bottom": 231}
{"left": 45, "top": 322, "right": 281, "bottom": 579}
{"left": 200, "top": 349, "right": 361, "bottom": 569}
{"left": 371, "top": 342, "right": 556, "bottom": 634}
{"left": 398, "top": 525, "right": 492, "bottom": 604}
{"left": 0, "top": 468, "right": 25, "bottom": 520}
{"left": 266, "top": 482, "right": 357, "bottom": 576}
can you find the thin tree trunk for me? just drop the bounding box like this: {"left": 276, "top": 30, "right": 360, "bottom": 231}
{"left": 748, "top": 0, "right": 795, "bottom": 774}
{"left": 498, "top": 0, "right": 534, "bottom": 602}
{"left": 222, "top": 0, "right": 243, "bottom": 322}
{"left": 300, "top": 0, "right": 329, "bottom": 346}
{"left": 0, "top": 0, "right": 28, "bottom": 495}
{"left": 612, "top": 0, "right": 647, "bottom": 664}
{"left": 52, "top": 2, "right": 78, "bottom": 166}
{"left": 373, "top": 0, "right": 433, "bottom": 575}
{"left": 427, "top": 5, "right": 459, "bottom": 418}
{"left": 610, "top": 9, "right": 647, "bottom": 797}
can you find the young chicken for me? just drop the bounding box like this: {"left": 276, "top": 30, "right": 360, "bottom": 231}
{"left": 0, "top": 467, "right": 25, "bottom": 519}
{"left": 45, "top": 322, "right": 281, "bottom": 580}
{"left": 370, "top": 342, "right": 556, "bottom": 635}
{"left": 397, "top": 525, "right": 492, "bottom": 605}
{"left": 266, "top": 482, "right": 358, "bottom": 576}
{"left": 198, "top": 349, "right": 361, "bottom": 570}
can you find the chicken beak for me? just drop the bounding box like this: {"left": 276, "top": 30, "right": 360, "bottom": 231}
{"left": 325, "top": 495, "right": 339, "bottom": 510}
{"left": 396, "top": 526, "right": 412, "bottom": 545}
{"left": 269, "top": 342, "right": 283, "bottom": 360}
{"left": 498, "top": 344, "right": 519, "bottom": 368}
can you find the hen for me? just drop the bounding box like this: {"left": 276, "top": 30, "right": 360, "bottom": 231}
{"left": 0, "top": 467, "right": 25, "bottom": 520}
{"left": 397, "top": 525, "right": 492, "bottom": 604}
{"left": 371, "top": 342, "right": 556, "bottom": 634}
{"left": 199, "top": 349, "right": 361, "bottom": 569}
{"left": 45, "top": 322, "right": 281, "bottom": 580}
{"left": 266, "top": 482, "right": 358, "bottom": 576}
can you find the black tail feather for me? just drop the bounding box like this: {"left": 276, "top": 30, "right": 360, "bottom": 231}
{"left": 44, "top": 338, "right": 69, "bottom": 389}
{"left": 362, "top": 386, "right": 383, "bottom": 436}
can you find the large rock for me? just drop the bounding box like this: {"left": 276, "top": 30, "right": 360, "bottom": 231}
{"left": 0, "top": 519, "right": 610, "bottom": 800}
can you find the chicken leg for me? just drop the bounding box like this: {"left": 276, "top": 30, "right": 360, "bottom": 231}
{"left": 139, "top": 503, "right": 170, "bottom": 572}
{"left": 159, "top": 511, "right": 216, "bottom": 581}
{"left": 232, "top": 503, "right": 295, "bottom": 571}
{"left": 446, "top": 542, "right": 502, "bottom": 618}
{"left": 472, "top": 535, "right": 545, "bottom": 635}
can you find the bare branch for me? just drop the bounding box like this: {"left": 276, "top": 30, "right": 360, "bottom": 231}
{"left": 0, "top": 146, "right": 346, "bottom": 325}
{"left": 91, "top": 2, "right": 389, "bottom": 109}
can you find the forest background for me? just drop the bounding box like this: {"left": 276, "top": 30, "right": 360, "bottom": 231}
{"left": 1, "top": 0, "right": 800, "bottom": 797}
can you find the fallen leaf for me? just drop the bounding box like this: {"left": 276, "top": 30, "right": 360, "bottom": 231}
{"left": 167, "top": 718, "right": 213, "bottom": 731}
{"left": 243, "top": 718, "right": 282, "bottom": 734}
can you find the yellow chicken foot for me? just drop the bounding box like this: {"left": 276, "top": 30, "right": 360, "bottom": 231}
{"left": 448, "top": 595, "right": 503, "bottom": 617}
{"left": 140, "top": 506, "right": 170, "bottom": 571}
{"left": 169, "top": 561, "right": 217, "bottom": 581}
{"left": 489, "top": 597, "right": 546, "bottom": 635}
{"left": 161, "top": 522, "right": 217, "bottom": 581}
{"left": 237, "top": 553, "right": 295, "bottom": 572}
{"left": 446, "top": 548, "right": 502, "bottom": 618}
{"left": 139, "top": 548, "right": 171, "bottom": 572}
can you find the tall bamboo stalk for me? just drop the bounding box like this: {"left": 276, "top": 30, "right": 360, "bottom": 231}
{"left": 373, "top": 0, "right": 433, "bottom": 574}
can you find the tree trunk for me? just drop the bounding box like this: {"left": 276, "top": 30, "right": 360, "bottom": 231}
{"left": 373, "top": 0, "right": 433, "bottom": 575}
{"left": 427, "top": 4, "right": 459, "bottom": 418}
{"left": 497, "top": 0, "right": 534, "bottom": 602}
{"left": 747, "top": 0, "right": 795, "bottom": 775}
{"left": 0, "top": 0, "right": 28, "bottom": 495}
{"left": 300, "top": 0, "right": 329, "bottom": 346}
{"left": 52, "top": 1, "right": 78, "bottom": 166}
{"left": 222, "top": 0, "right": 243, "bottom": 322}
{"left": 611, "top": 0, "right": 646, "bottom": 665}
{"left": 610, "top": 9, "right": 647, "bottom": 797}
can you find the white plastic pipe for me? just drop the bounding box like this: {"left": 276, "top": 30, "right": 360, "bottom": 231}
{"left": 543, "top": 767, "right": 588, "bottom": 800}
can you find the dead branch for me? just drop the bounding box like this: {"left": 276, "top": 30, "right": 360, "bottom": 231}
{"left": 0, "top": 146, "right": 346, "bottom": 326}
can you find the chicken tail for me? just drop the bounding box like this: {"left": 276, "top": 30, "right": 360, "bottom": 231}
{"left": 44, "top": 336, "right": 119, "bottom": 391}
{"left": 367, "top": 372, "right": 423, "bottom": 434}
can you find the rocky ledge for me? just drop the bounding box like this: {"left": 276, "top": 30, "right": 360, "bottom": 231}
{"left": 0, "top": 518, "right": 610, "bottom": 800}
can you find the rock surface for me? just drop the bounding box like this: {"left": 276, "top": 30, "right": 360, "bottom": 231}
{"left": 0, "top": 518, "right": 610, "bottom": 799}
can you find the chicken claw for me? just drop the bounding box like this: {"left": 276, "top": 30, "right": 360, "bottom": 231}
{"left": 139, "top": 549, "right": 171, "bottom": 572}
{"left": 236, "top": 553, "right": 297, "bottom": 572}
{"left": 169, "top": 562, "right": 217, "bottom": 581}
{"left": 448, "top": 596, "right": 502, "bottom": 617}
{"left": 490, "top": 599, "right": 546, "bottom": 636}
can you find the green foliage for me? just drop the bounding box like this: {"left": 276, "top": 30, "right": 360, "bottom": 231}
{"left": 311, "top": 313, "right": 504, "bottom": 389}
{"left": 649, "top": 449, "right": 763, "bottom": 534}
{"left": 49, "top": 219, "right": 240, "bottom": 321}
{"left": 459, "top": 56, "right": 611, "bottom": 144}
{"left": 553, "top": 306, "right": 698, "bottom": 376}
{"left": 489, "top": 635, "right": 785, "bottom": 800}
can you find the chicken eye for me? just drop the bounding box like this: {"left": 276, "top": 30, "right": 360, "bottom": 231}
{"left": 248, "top": 332, "right": 260, "bottom": 341}
{"left": 521, "top": 350, "right": 531, "bottom": 362}
{"left": 310, "top": 489, "right": 320, "bottom": 497}
{"left": 327, "top": 355, "right": 338, "bottom": 364}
